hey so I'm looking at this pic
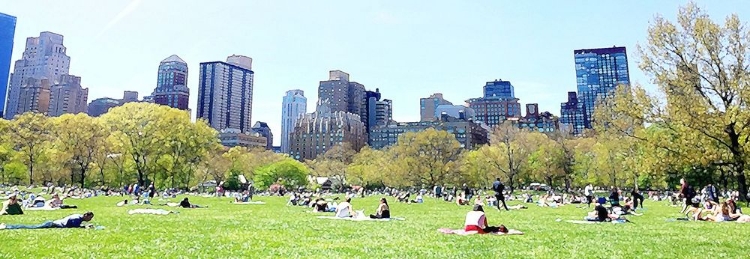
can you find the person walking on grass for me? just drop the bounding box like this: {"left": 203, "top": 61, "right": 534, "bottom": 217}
{"left": 0, "top": 212, "right": 94, "bottom": 230}
{"left": 584, "top": 184, "right": 594, "bottom": 208}
{"left": 631, "top": 186, "right": 645, "bottom": 210}
{"left": 492, "top": 178, "right": 509, "bottom": 211}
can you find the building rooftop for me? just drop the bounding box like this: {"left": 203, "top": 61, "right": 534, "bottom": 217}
{"left": 161, "top": 54, "right": 186, "bottom": 64}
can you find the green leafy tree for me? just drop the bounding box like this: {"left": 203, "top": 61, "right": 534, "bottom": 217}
{"left": 253, "top": 159, "right": 310, "bottom": 190}
{"left": 389, "top": 129, "right": 463, "bottom": 188}
{"left": 8, "top": 113, "right": 51, "bottom": 184}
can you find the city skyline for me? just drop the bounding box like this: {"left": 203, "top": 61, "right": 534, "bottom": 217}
{"left": 2, "top": 1, "right": 747, "bottom": 145}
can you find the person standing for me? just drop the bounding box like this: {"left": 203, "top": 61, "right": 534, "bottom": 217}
{"left": 679, "top": 178, "right": 696, "bottom": 214}
{"left": 584, "top": 184, "right": 594, "bottom": 208}
{"left": 631, "top": 187, "right": 644, "bottom": 210}
{"left": 247, "top": 183, "right": 255, "bottom": 201}
{"left": 706, "top": 184, "right": 718, "bottom": 202}
{"left": 492, "top": 178, "right": 509, "bottom": 211}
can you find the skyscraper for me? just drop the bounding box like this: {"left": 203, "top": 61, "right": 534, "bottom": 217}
{"left": 560, "top": 91, "right": 584, "bottom": 135}
{"left": 420, "top": 93, "right": 452, "bottom": 121}
{"left": 0, "top": 13, "right": 16, "bottom": 118}
{"left": 484, "top": 79, "right": 515, "bottom": 99}
{"left": 16, "top": 77, "right": 51, "bottom": 115}
{"left": 361, "top": 89, "right": 393, "bottom": 146}
{"left": 318, "top": 70, "right": 364, "bottom": 115}
{"left": 197, "top": 55, "right": 254, "bottom": 133}
{"left": 281, "top": 89, "right": 307, "bottom": 153}
{"left": 467, "top": 97, "right": 521, "bottom": 128}
{"left": 48, "top": 75, "right": 88, "bottom": 116}
{"left": 5, "top": 32, "right": 70, "bottom": 119}
{"left": 289, "top": 101, "right": 366, "bottom": 161}
{"left": 153, "top": 55, "right": 189, "bottom": 110}
{"left": 570, "top": 46, "right": 630, "bottom": 130}
{"left": 252, "top": 121, "right": 273, "bottom": 150}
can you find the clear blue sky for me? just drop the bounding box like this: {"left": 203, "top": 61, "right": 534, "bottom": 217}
{"left": 3, "top": 1, "right": 747, "bottom": 145}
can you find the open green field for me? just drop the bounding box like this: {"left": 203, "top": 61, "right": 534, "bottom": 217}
{"left": 0, "top": 195, "right": 748, "bottom": 259}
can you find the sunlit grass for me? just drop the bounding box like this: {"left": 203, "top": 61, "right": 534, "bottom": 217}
{"left": 0, "top": 195, "right": 748, "bottom": 258}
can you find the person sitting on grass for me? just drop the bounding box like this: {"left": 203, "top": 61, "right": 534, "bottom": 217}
{"left": 313, "top": 198, "right": 329, "bottom": 213}
{"left": 463, "top": 205, "right": 508, "bottom": 234}
{"left": 1, "top": 194, "right": 23, "bottom": 215}
{"left": 0, "top": 212, "right": 94, "bottom": 230}
{"left": 585, "top": 203, "right": 621, "bottom": 222}
{"left": 234, "top": 191, "right": 250, "bottom": 203}
{"left": 456, "top": 193, "right": 469, "bottom": 206}
{"left": 473, "top": 196, "right": 484, "bottom": 206}
{"left": 335, "top": 197, "right": 354, "bottom": 218}
{"left": 179, "top": 197, "right": 205, "bottom": 208}
{"left": 369, "top": 197, "right": 390, "bottom": 219}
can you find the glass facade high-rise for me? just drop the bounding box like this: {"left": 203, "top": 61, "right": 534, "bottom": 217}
{"left": 560, "top": 91, "right": 584, "bottom": 135}
{"left": 0, "top": 13, "right": 16, "bottom": 118}
{"left": 153, "top": 55, "right": 189, "bottom": 110}
{"left": 484, "top": 79, "right": 514, "bottom": 99}
{"left": 197, "top": 55, "right": 254, "bottom": 134}
{"left": 571, "top": 46, "right": 630, "bottom": 130}
{"left": 281, "top": 89, "right": 307, "bottom": 154}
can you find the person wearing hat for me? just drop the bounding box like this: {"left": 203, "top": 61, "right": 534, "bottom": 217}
{"left": 463, "top": 205, "right": 508, "bottom": 234}
{"left": 1, "top": 194, "right": 23, "bottom": 215}
{"left": 0, "top": 212, "right": 94, "bottom": 230}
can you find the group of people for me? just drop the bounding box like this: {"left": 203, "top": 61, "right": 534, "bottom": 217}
{"left": 679, "top": 179, "right": 750, "bottom": 222}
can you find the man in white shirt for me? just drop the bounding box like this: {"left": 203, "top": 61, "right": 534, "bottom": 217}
{"left": 335, "top": 198, "right": 354, "bottom": 218}
{"left": 585, "top": 184, "right": 594, "bottom": 208}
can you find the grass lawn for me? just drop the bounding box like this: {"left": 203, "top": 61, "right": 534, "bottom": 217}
{"left": 0, "top": 195, "right": 748, "bottom": 259}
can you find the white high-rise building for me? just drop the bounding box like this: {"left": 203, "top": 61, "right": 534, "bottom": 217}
{"left": 197, "top": 55, "right": 254, "bottom": 133}
{"left": 281, "top": 89, "right": 307, "bottom": 153}
{"left": 5, "top": 32, "right": 70, "bottom": 118}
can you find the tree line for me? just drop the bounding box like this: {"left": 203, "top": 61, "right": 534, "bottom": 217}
{"left": 0, "top": 4, "right": 747, "bottom": 200}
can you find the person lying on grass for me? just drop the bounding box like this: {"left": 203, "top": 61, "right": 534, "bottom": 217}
{"left": 0, "top": 212, "right": 94, "bottom": 230}
{"left": 369, "top": 197, "right": 390, "bottom": 219}
{"left": 585, "top": 203, "right": 622, "bottom": 222}
{"left": 48, "top": 193, "right": 77, "bottom": 209}
{"left": 464, "top": 205, "right": 508, "bottom": 234}
{"left": 179, "top": 198, "right": 205, "bottom": 208}
{"left": 1, "top": 194, "right": 23, "bottom": 215}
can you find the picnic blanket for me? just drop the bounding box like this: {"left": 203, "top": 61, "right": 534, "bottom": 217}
{"left": 317, "top": 216, "right": 405, "bottom": 221}
{"left": 566, "top": 220, "right": 627, "bottom": 224}
{"left": 437, "top": 228, "right": 524, "bottom": 235}
{"left": 24, "top": 206, "right": 60, "bottom": 211}
{"left": 128, "top": 209, "right": 174, "bottom": 215}
{"left": 232, "top": 201, "right": 265, "bottom": 205}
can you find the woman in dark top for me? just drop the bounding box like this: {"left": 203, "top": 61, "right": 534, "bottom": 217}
{"left": 180, "top": 198, "right": 205, "bottom": 208}
{"left": 370, "top": 198, "right": 391, "bottom": 219}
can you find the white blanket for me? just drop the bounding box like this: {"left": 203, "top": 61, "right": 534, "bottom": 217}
{"left": 128, "top": 209, "right": 173, "bottom": 215}
{"left": 317, "top": 216, "right": 405, "bottom": 221}
{"left": 25, "top": 206, "right": 60, "bottom": 211}
{"left": 232, "top": 201, "right": 265, "bottom": 205}
{"left": 566, "top": 220, "right": 626, "bottom": 224}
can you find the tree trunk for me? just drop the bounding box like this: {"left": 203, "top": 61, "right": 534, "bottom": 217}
{"left": 100, "top": 167, "right": 106, "bottom": 186}
{"left": 28, "top": 156, "right": 34, "bottom": 185}
{"left": 70, "top": 167, "right": 76, "bottom": 186}
{"left": 80, "top": 166, "right": 86, "bottom": 188}
{"left": 508, "top": 175, "right": 515, "bottom": 194}
{"left": 737, "top": 166, "right": 748, "bottom": 202}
